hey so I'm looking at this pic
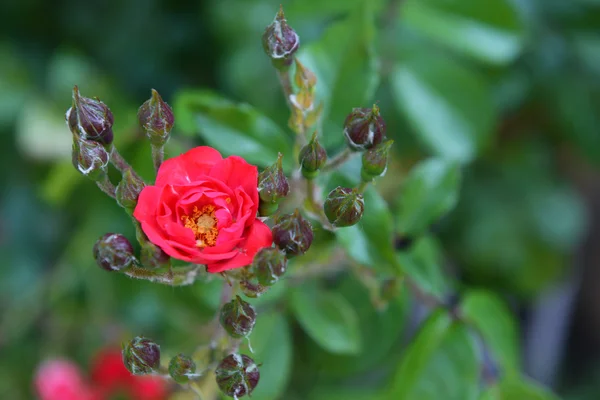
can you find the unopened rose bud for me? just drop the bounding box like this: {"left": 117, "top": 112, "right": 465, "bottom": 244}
{"left": 344, "top": 104, "right": 386, "bottom": 151}
{"left": 116, "top": 169, "right": 145, "bottom": 212}
{"left": 361, "top": 139, "right": 394, "bottom": 181}
{"left": 72, "top": 138, "right": 109, "bottom": 181}
{"left": 168, "top": 354, "right": 196, "bottom": 384}
{"left": 93, "top": 233, "right": 135, "bottom": 271}
{"left": 272, "top": 209, "right": 313, "bottom": 256}
{"left": 252, "top": 247, "right": 287, "bottom": 286}
{"left": 215, "top": 354, "right": 260, "bottom": 398}
{"left": 67, "top": 86, "right": 114, "bottom": 146}
{"left": 324, "top": 187, "right": 364, "bottom": 227}
{"left": 240, "top": 279, "right": 269, "bottom": 298}
{"left": 298, "top": 132, "right": 327, "bottom": 179}
{"left": 262, "top": 6, "right": 300, "bottom": 70}
{"left": 137, "top": 89, "right": 174, "bottom": 146}
{"left": 122, "top": 336, "right": 161, "bottom": 376}
{"left": 140, "top": 242, "right": 170, "bottom": 269}
{"left": 258, "top": 153, "right": 289, "bottom": 216}
{"left": 220, "top": 295, "right": 256, "bottom": 339}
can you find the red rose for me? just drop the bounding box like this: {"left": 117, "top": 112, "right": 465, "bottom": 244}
{"left": 134, "top": 146, "right": 273, "bottom": 273}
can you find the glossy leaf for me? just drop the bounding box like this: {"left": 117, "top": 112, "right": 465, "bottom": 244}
{"left": 298, "top": 0, "right": 380, "bottom": 148}
{"left": 173, "top": 90, "right": 293, "bottom": 169}
{"left": 396, "top": 158, "right": 461, "bottom": 235}
{"left": 402, "top": 0, "right": 525, "bottom": 65}
{"left": 391, "top": 53, "right": 496, "bottom": 163}
{"left": 290, "top": 284, "right": 361, "bottom": 355}
{"left": 389, "top": 311, "right": 479, "bottom": 400}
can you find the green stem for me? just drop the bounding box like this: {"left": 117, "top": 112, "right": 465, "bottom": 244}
{"left": 323, "top": 148, "right": 354, "bottom": 172}
{"left": 95, "top": 176, "right": 116, "bottom": 198}
{"left": 151, "top": 143, "right": 164, "bottom": 172}
{"left": 305, "top": 179, "right": 335, "bottom": 231}
{"left": 122, "top": 264, "right": 200, "bottom": 286}
{"left": 356, "top": 180, "right": 370, "bottom": 193}
{"left": 276, "top": 68, "right": 294, "bottom": 110}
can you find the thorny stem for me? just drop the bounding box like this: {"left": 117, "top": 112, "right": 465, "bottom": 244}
{"left": 95, "top": 176, "right": 116, "bottom": 198}
{"left": 122, "top": 264, "right": 200, "bottom": 286}
{"left": 110, "top": 146, "right": 141, "bottom": 180}
{"left": 276, "top": 68, "right": 294, "bottom": 110}
{"left": 305, "top": 179, "right": 335, "bottom": 231}
{"left": 323, "top": 148, "right": 354, "bottom": 172}
{"left": 151, "top": 143, "right": 164, "bottom": 172}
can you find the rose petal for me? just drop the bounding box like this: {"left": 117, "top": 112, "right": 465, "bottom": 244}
{"left": 155, "top": 147, "right": 223, "bottom": 186}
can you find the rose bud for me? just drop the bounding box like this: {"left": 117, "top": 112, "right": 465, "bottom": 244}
{"left": 262, "top": 5, "right": 300, "bottom": 70}
{"left": 219, "top": 295, "right": 257, "bottom": 339}
{"left": 252, "top": 247, "right": 287, "bottom": 286}
{"left": 324, "top": 187, "right": 364, "bottom": 227}
{"left": 272, "top": 209, "right": 313, "bottom": 256}
{"left": 168, "top": 354, "right": 196, "bottom": 384}
{"left": 122, "top": 336, "right": 161, "bottom": 376}
{"left": 137, "top": 89, "right": 174, "bottom": 146}
{"left": 140, "top": 241, "right": 170, "bottom": 269}
{"left": 215, "top": 354, "right": 260, "bottom": 399}
{"left": 72, "top": 138, "right": 109, "bottom": 182}
{"left": 258, "top": 153, "right": 289, "bottom": 216}
{"left": 298, "top": 132, "right": 327, "bottom": 179}
{"left": 116, "top": 169, "right": 146, "bottom": 213}
{"left": 361, "top": 139, "right": 394, "bottom": 181}
{"left": 67, "top": 86, "right": 114, "bottom": 146}
{"left": 93, "top": 233, "right": 135, "bottom": 272}
{"left": 240, "top": 279, "right": 269, "bottom": 298}
{"left": 344, "top": 104, "right": 386, "bottom": 151}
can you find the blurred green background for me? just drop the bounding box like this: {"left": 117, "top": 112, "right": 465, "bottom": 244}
{"left": 2, "top": 0, "right": 600, "bottom": 399}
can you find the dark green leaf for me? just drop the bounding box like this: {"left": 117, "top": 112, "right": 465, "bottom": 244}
{"left": 290, "top": 283, "right": 361, "bottom": 355}
{"left": 173, "top": 90, "right": 293, "bottom": 169}
{"left": 298, "top": 0, "right": 380, "bottom": 148}
{"left": 402, "top": 0, "right": 525, "bottom": 65}
{"left": 461, "top": 290, "right": 520, "bottom": 375}
{"left": 389, "top": 311, "right": 479, "bottom": 400}
{"left": 391, "top": 53, "right": 496, "bottom": 163}
{"left": 397, "top": 236, "right": 450, "bottom": 298}
{"left": 396, "top": 158, "right": 461, "bottom": 235}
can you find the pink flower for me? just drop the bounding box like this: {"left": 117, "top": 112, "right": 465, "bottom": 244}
{"left": 34, "top": 359, "right": 94, "bottom": 400}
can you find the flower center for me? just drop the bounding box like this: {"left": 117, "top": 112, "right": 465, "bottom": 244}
{"left": 181, "top": 205, "right": 219, "bottom": 248}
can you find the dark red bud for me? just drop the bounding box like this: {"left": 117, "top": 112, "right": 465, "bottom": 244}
{"left": 168, "top": 354, "right": 196, "bottom": 384}
{"left": 215, "top": 354, "right": 260, "bottom": 398}
{"left": 67, "top": 86, "right": 114, "bottom": 146}
{"left": 361, "top": 139, "right": 394, "bottom": 181}
{"left": 219, "top": 295, "right": 257, "bottom": 339}
{"left": 137, "top": 89, "right": 174, "bottom": 146}
{"left": 272, "top": 209, "right": 313, "bottom": 256}
{"left": 258, "top": 153, "right": 289, "bottom": 216}
{"left": 122, "top": 336, "right": 161, "bottom": 376}
{"left": 72, "top": 138, "right": 109, "bottom": 181}
{"left": 93, "top": 233, "right": 135, "bottom": 271}
{"left": 262, "top": 6, "right": 300, "bottom": 70}
{"left": 344, "top": 105, "right": 386, "bottom": 151}
{"left": 324, "top": 187, "right": 364, "bottom": 227}
{"left": 298, "top": 132, "right": 327, "bottom": 179}
{"left": 252, "top": 247, "right": 287, "bottom": 286}
{"left": 116, "top": 169, "right": 145, "bottom": 212}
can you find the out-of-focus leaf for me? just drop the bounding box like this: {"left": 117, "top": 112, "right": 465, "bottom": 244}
{"left": 290, "top": 283, "right": 361, "bottom": 355}
{"left": 388, "top": 311, "right": 479, "bottom": 400}
{"left": 391, "top": 53, "right": 496, "bottom": 163}
{"left": 402, "top": 0, "right": 525, "bottom": 65}
{"left": 480, "top": 377, "right": 560, "bottom": 400}
{"left": 337, "top": 186, "right": 396, "bottom": 273}
{"left": 397, "top": 236, "right": 450, "bottom": 299}
{"left": 298, "top": 0, "right": 380, "bottom": 148}
{"left": 395, "top": 158, "right": 461, "bottom": 235}
{"left": 461, "top": 290, "right": 520, "bottom": 375}
{"left": 240, "top": 312, "right": 292, "bottom": 400}
{"left": 310, "top": 388, "right": 388, "bottom": 400}
{"left": 173, "top": 90, "right": 293, "bottom": 169}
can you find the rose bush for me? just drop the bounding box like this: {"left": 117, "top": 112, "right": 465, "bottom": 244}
{"left": 133, "top": 146, "right": 273, "bottom": 273}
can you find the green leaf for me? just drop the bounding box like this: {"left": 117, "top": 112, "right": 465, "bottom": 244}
{"left": 402, "top": 0, "right": 525, "bottom": 65}
{"left": 389, "top": 311, "right": 479, "bottom": 400}
{"left": 396, "top": 158, "right": 461, "bottom": 235}
{"left": 461, "top": 290, "right": 520, "bottom": 375}
{"left": 391, "top": 53, "right": 496, "bottom": 163}
{"left": 397, "top": 236, "right": 450, "bottom": 298}
{"left": 480, "top": 377, "right": 560, "bottom": 400}
{"left": 337, "top": 186, "right": 396, "bottom": 273}
{"left": 298, "top": 0, "right": 380, "bottom": 148}
{"left": 240, "top": 313, "right": 292, "bottom": 400}
{"left": 290, "top": 283, "right": 362, "bottom": 355}
{"left": 173, "top": 90, "right": 293, "bottom": 169}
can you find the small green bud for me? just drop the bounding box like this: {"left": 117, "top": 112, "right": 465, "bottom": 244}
{"left": 258, "top": 153, "right": 289, "bottom": 216}
{"left": 272, "top": 209, "right": 313, "bottom": 256}
{"left": 324, "top": 187, "right": 364, "bottom": 227}
{"left": 252, "top": 248, "right": 287, "bottom": 286}
{"left": 168, "top": 354, "right": 196, "bottom": 384}
{"left": 298, "top": 132, "right": 327, "bottom": 179}
{"left": 122, "top": 336, "right": 161, "bottom": 376}
{"left": 240, "top": 279, "right": 269, "bottom": 298}
{"left": 93, "top": 233, "right": 135, "bottom": 272}
{"left": 215, "top": 354, "right": 260, "bottom": 398}
{"left": 344, "top": 105, "right": 386, "bottom": 151}
{"left": 361, "top": 139, "right": 394, "bottom": 181}
{"left": 262, "top": 6, "right": 300, "bottom": 70}
{"left": 72, "top": 138, "right": 109, "bottom": 181}
{"left": 137, "top": 89, "right": 174, "bottom": 146}
{"left": 220, "top": 295, "right": 257, "bottom": 339}
{"left": 140, "top": 241, "right": 170, "bottom": 268}
{"left": 67, "top": 86, "right": 114, "bottom": 146}
{"left": 116, "top": 169, "right": 146, "bottom": 212}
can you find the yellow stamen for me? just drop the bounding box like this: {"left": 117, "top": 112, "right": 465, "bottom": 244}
{"left": 181, "top": 205, "right": 219, "bottom": 248}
